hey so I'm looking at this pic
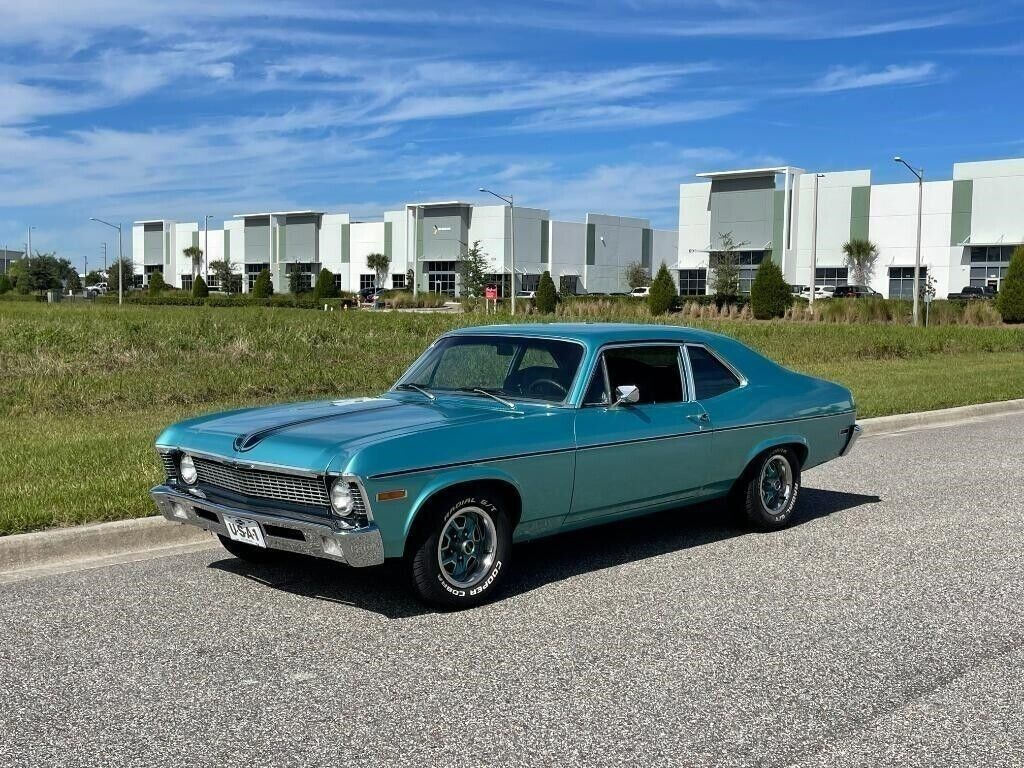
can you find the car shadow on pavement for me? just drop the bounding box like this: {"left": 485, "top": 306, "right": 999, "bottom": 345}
{"left": 207, "top": 487, "right": 880, "bottom": 619}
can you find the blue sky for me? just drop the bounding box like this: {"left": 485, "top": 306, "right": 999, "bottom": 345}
{"left": 1, "top": 0, "right": 1022, "bottom": 273}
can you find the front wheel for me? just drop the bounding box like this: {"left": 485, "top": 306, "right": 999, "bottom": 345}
{"left": 409, "top": 493, "right": 512, "bottom": 609}
{"left": 742, "top": 448, "right": 801, "bottom": 530}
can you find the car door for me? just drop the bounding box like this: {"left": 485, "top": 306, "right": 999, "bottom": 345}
{"left": 567, "top": 344, "right": 710, "bottom": 525}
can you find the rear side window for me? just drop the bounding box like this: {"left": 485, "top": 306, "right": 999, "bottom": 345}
{"left": 687, "top": 346, "right": 741, "bottom": 400}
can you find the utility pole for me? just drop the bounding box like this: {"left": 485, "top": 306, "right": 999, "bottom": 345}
{"left": 204, "top": 215, "right": 213, "bottom": 283}
{"left": 894, "top": 156, "right": 924, "bottom": 326}
{"left": 478, "top": 188, "right": 517, "bottom": 314}
{"left": 101, "top": 242, "right": 107, "bottom": 275}
{"left": 810, "top": 173, "right": 824, "bottom": 306}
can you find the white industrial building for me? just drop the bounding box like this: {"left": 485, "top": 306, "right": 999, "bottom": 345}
{"left": 132, "top": 203, "right": 678, "bottom": 297}
{"left": 678, "top": 157, "right": 1024, "bottom": 299}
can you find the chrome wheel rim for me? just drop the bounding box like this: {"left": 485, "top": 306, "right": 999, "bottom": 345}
{"left": 437, "top": 507, "right": 497, "bottom": 588}
{"left": 759, "top": 455, "right": 793, "bottom": 514}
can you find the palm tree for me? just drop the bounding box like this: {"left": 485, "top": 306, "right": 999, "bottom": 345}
{"left": 841, "top": 238, "right": 880, "bottom": 286}
{"left": 182, "top": 245, "right": 204, "bottom": 277}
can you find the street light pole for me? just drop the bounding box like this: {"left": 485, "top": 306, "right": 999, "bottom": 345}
{"left": 27, "top": 226, "right": 35, "bottom": 259}
{"left": 810, "top": 173, "right": 824, "bottom": 307}
{"left": 479, "top": 188, "right": 516, "bottom": 315}
{"left": 204, "top": 215, "right": 213, "bottom": 284}
{"left": 90, "top": 217, "right": 123, "bottom": 306}
{"left": 894, "top": 156, "right": 924, "bottom": 327}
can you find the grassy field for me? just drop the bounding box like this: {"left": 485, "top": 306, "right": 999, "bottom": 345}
{"left": 2, "top": 301, "right": 1024, "bottom": 535}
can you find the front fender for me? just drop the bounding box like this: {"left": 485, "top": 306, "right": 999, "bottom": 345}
{"left": 404, "top": 466, "right": 526, "bottom": 542}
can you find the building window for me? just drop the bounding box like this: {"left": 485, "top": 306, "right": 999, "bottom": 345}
{"left": 334, "top": 274, "right": 344, "bottom": 292}
{"left": 428, "top": 272, "right": 456, "bottom": 295}
{"left": 424, "top": 261, "right": 457, "bottom": 296}
{"left": 143, "top": 264, "right": 164, "bottom": 285}
{"left": 180, "top": 275, "right": 193, "bottom": 292}
{"left": 710, "top": 251, "right": 765, "bottom": 294}
{"left": 888, "top": 267, "right": 928, "bottom": 300}
{"left": 969, "top": 246, "right": 1015, "bottom": 290}
{"left": 815, "top": 267, "right": 849, "bottom": 289}
{"left": 391, "top": 273, "right": 407, "bottom": 290}
{"left": 286, "top": 262, "right": 316, "bottom": 292}
{"left": 245, "top": 263, "right": 269, "bottom": 292}
{"left": 520, "top": 273, "right": 540, "bottom": 292}
{"left": 359, "top": 274, "right": 376, "bottom": 291}
{"left": 678, "top": 269, "right": 707, "bottom": 296}
{"left": 970, "top": 245, "right": 1016, "bottom": 263}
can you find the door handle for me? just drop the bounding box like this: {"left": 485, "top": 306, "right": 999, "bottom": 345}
{"left": 687, "top": 412, "right": 709, "bottom": 425}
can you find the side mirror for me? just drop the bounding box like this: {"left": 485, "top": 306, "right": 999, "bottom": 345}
{"left": 611, "top": 384, "right": 640, "bottom": 407}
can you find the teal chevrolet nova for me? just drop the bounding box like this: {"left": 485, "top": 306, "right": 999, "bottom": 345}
{"left": 151, "top": 323, "right": 860, "bottom": 608}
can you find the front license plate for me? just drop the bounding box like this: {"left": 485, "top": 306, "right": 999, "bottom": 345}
{"left": 224, "top": 516, "right": 266, "bottom": 548}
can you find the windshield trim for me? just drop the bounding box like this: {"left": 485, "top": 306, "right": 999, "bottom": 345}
{"left": 392, "top": 333, "right": 589, "bottom": 407}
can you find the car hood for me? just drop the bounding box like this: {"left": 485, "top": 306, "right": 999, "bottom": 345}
{"left": 156, "top": 395, "right": 522, "bottom": 471}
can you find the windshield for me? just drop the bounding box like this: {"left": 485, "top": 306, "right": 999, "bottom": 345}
{"left": 397, "top": 335, "right": 585, "bottom": 404}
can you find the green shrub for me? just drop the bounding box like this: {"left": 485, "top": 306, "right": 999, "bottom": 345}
{"left": 536, "top": 271, "right": 557, "bottom": 313}
{"left": 996, "top": 245, "right": 1024, "bottom": 323}
{"left": 749, "top": 259, "right": 792, "bottom": 319}
{"left": 312, "top": 268, "right": 338, "bottom": 301}
{"left": 148, "top": 271, "right": 167, "bottom": 296}
{"left": 0, "top": 274, "right": 11, "bottom": 294}
{"left": 251, "top": 268, "right": 273, "bottom": 299}
{"left": 192, "top": 275, "right": 209, "bottom": 298}
{"left": 647, "top": 263, "right": 677, "bottom": 316}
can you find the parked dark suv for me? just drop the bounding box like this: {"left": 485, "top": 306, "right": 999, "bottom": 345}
{"left": 832, "top": 285, "right": 882, "bottom": 299}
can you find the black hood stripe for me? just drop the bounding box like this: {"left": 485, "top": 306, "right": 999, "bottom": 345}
{"left": 233, "top": 400, "right": 400, "bottom": 452}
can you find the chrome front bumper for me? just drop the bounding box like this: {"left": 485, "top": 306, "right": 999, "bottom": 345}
{"left": 840, "top": 424, "right": 862, "bottom": 457}
{"left": 150, "top": 486, "right": 385, "bottom": 567}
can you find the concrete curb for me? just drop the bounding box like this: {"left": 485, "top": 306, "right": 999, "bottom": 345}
{"left": 0, "top": 515, "right": 214, "bottom": 576}
{"left": 3, "top": 398, "right": 1024, "bottom": 578}
{"left": 860, "top": 398, "right": 1024, "bottom": 436}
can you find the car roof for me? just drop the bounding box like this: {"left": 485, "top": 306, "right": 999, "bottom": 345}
{"left": 445, "top": 322, "right": 727, "bottom": 348}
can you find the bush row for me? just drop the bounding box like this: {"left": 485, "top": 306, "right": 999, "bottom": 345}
{"left": 96, "top": 293, "right": 359, "bottom": 309}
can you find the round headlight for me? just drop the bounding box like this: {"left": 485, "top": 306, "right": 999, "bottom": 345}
{"left": 330, "top": 480, "right": 354, "bottom": 516}
{"left": 179, "top": 454, "right": 198, "bottom": 485}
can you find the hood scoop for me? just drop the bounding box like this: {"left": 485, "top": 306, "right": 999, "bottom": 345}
{"left": 232, "top": 399, "right": 397, "bottom": 452}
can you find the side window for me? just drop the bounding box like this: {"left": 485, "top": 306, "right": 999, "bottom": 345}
{"left": 603, "top": 346, "right": 684, "bottom": 405}
{"left": 687, "top": 346, "right": 741, "bottom": 400}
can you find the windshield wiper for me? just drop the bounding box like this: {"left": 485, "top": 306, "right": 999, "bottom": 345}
{"left": 460, "top": 387, "right": 516, "bottom": 409}
{"left": 395, "top": 383, "right": 436, "bottom": 401}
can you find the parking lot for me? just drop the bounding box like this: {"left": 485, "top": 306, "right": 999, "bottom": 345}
{"left": 2, "top": 413, "right": 1022, "bottom": 767}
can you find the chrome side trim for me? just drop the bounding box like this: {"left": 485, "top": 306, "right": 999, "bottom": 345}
{"left": 150, "top": 486, "right": 385, "bottom": 567}
{"left": 840, "top": 424, "right": 862, "bottom": 457}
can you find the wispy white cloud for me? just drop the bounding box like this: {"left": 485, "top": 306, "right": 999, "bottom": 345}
{"left": 807, "top": 62, "right": 940, "bottom": 93}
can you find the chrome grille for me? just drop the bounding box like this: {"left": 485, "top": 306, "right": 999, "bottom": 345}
{"left": 159, "top": 452, "right": 177, "bottom": 479}
{"left": 349, "top": 482, "right": 368, "bottom": 524}
{"left": 193, "top": 457, "right": 329, "bottom": 508}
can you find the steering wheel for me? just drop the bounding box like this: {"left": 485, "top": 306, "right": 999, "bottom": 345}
{"left": 527, "top": 378, "right": 568, "bottom": 398}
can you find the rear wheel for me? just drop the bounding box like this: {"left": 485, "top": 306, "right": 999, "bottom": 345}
{"left": 409, "top": 492, "right": 512, "bottom": 609}
{"left": 742, "top": 448, "right": 801, "bottom": 530}
{"left": 217, "top": 534, "right": 285, "bottom": 565}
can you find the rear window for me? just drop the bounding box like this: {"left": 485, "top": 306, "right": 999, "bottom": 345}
{"left": 687, "top": 346, "right": 741, "bottom": 400}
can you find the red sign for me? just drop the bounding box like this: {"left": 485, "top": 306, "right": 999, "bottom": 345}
{"left": 485, "top": 286, "right": 498, "bottom": 300}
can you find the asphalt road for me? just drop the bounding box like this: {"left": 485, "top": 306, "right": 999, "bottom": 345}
{"left": 2, "top": 414, "right": 1023, "bottom": 767}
